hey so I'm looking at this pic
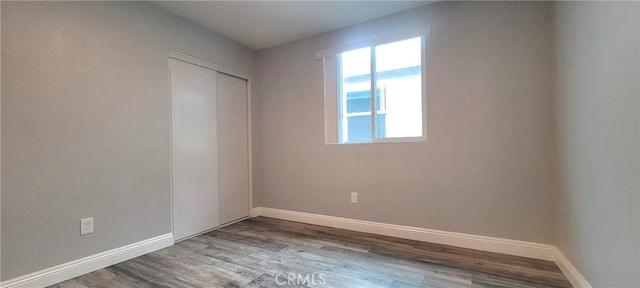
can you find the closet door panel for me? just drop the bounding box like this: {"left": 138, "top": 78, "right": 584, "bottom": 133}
{"left": 170, "top": 58, "right": 219, "bottom": 240}
{"left": 217, "top": 73, "right": 249, "bottom": 224}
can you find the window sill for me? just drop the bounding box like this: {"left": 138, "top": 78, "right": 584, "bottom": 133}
{"left": 325, "top": 137, "right": 426, "bottom": 145}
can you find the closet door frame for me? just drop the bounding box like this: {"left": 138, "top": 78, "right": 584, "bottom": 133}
{"left": 168, "top": 50, "right": 253, "bottom": 238}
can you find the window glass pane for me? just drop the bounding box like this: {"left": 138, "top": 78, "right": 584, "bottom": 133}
{"left": 346, "top": 89, "right": 386, "bottom": 113}
{"left": 339, "top": 47, "right": 371, "bottom": 143}
{"left": 376, "top": 113, "right": 386, "bottom": 138}
{"left": 347, "top": 115, "right": 372, "bottom": 143}
{"left": 375, "top": 37, "right": 422, "bottom": 72}
{"left": 346, "top": 91, "right": 371, "bottom": 113}
{"left": 375, "top": 37, "right": 422, "bottom": 138}
{"left": 341, "top": 47, "right": 370, "bottom": 77}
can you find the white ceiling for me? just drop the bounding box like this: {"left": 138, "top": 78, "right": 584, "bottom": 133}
{"left": 152, "top": 1, "right": 432, "bottom": 50}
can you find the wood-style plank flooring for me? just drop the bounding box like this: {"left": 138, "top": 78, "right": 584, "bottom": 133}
{"left": 49, "top": 217, "right": 572, "bottom": 288}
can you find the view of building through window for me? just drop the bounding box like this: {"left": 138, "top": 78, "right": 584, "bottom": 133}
{"left": 337, "top": 37, "right": 423, "bottom": 143}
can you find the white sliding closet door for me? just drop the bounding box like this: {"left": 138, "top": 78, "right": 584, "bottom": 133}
{"left": 217, "top": 73, "right": 250, "bottom": 224}
{"left": 170, "top": 58, "right": 219, "bottom": 241}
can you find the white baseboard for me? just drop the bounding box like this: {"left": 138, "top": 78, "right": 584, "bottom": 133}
{"left": 252, "top": 207, "right": 591, "bottom": 287}
{"left": 252, "top": 207, "right": 555, "bottom": 260}
{"left": 250, "top": 207, "right": 261, "bottom": 217}
{"left": 1, "top": 233, "right": 174, "bottom": 288}
{"left": 553, "top": 248, "right": 592, "bottom": 288}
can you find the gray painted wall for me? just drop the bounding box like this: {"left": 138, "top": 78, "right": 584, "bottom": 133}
{"left": 4, "top": 0, "right": 637, "bottom": 284}
{"left": 1, "top": 1, "right": 256, "bottom": 280}
{"left": 553, "top": 2, "right": 640, "bottom": 287}
{"left": 255, "top": 1, "right": 555, "bottom": 243}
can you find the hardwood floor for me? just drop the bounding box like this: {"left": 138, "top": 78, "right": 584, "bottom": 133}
{"left": 49, "top": 217, "right": 572, "bottom": 288}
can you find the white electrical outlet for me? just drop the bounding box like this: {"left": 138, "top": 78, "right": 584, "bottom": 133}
{"left": 350, "top": 192, "right": 358, "bottom": 204}
{"left": 80, "top": 217, "right": 94, "bottom": 235}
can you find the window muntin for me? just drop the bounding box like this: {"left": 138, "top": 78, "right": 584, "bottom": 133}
{"left": 335, "top": 36, "right": 423, "bottom": 144}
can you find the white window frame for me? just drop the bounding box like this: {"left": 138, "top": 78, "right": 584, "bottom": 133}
{"left": 319, "top": 28, "right": 430, "bottom": 145}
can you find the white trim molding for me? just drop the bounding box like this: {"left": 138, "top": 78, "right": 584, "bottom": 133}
{"left": 250, "top": 206, "right": 262, "bottom": 217}
{"left": 169, "top": 50, "right": 251, "bottom": 81}
{"left": 251, "top": 207, "right": 592, "bottom": 287}
{"left": 1, "top": 233, "right": 173, "bottom": 288}
{"left": 553, "top": 248, "right": 593, "bottom": 288}
{"left": 251, "top": 207, "right": 555, "bottom": 261}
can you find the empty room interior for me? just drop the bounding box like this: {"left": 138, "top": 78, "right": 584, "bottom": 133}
{"left": 1, "top": 1, "right": 638, "bottom": 287}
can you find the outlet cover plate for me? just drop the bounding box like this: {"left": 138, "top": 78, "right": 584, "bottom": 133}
{"left": 80, "top": 217, "right": 94, "bottom": 235}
